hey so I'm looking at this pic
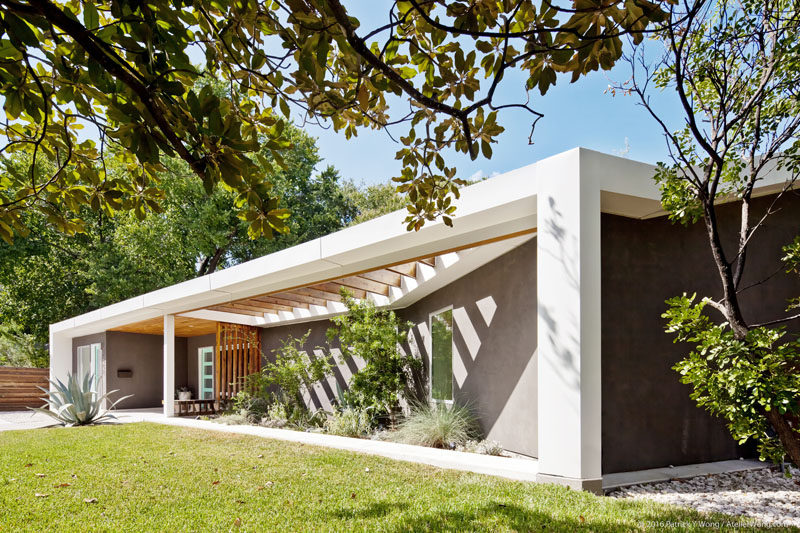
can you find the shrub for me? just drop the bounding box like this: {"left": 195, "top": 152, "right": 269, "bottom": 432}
{"left": 324, "top": 407, "right": 373, "bottom": 438}
{"left": 260, "top": 398, "right": 325, "bottom": 430}
{"left": 260, "top": 330, "right": 333, "bottom": 409}
{"left": 230, "top": 390, "right": 270, "bottom": 421}
{"left": 666, "top": 294, "right": 800, "bottom": 465}
{"left": 456, "top": 439, "right": 505, "bottom": 456}
{"left": 214, "top": 412, "right": 251, "bottom": 425}
{"left": 327, "top": 289, "right": 422, "bottom": 419}
{"left": 31, "top": 372, "right": 132, "bottom": 426}
{"left": 393, "top": 403, "right": 481, "bottom": 449}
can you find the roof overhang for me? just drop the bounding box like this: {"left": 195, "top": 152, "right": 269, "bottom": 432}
{"left": 52, "top": 147, "right": 795, "bottom": 339}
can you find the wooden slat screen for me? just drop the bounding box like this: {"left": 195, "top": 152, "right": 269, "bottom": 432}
{"left": 215, "top": 322, "right": 261, "bottom": 406}
{"left": 0, "top": 367, "right": 49, "bottom": 410}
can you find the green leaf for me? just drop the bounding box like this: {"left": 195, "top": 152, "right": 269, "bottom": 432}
{"left": 83, "top": 3, "right": 99, "bottom": 30}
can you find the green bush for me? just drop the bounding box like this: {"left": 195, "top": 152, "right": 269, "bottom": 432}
{"left": 324, "top": 407, "right": 373, "bottom": 438}
{"left": 327, "top": 289, "right": 422, "bottom": 419}
{"left": 666, "top": 294, "right": 800, "bottom": 465}
{"left": 393, "top": 403, "right": 481, "bottom": 449}
{"left": 260, "top": 330, "right": 333, "bottom": 409}
{"left": 230, "top": 390, "right": 270, "bottom": 422}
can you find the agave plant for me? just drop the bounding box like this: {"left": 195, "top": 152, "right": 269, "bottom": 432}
{"left": 29, "top": 372, "right": 132, "bottom": 426}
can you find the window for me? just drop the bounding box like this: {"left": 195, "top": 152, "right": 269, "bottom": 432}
{"left": 430, "top": 308, "right": 453, "bottom": 401}
{"left": 198, "top": 347, "right": 215, "bottom": 400}
{"left": 77, "top": 343, "right": 102, "bottom": 394}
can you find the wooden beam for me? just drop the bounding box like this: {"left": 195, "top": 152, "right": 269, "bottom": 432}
{"left": 233, "top": 300, "right": 280, "bottom": 314}
{"left": 312, "top": 282, "right": 366, "bottom": 300}
{"left": 359, "top": 269, "right": 402, "bottom": 287}
{"left": 291, "top": 286, "right": 342, "bottom": 303}
{"left": 251, "top": 296, "right": 305, "bottom": 311}
{"left": 419, "top": 256, "right": 436, "bottom": 267}
{"left": 262, "top": 295, "right": 310, "bottom": 310}
{"left": 272, "top": 291, "right": 327, "bottom": 307}
{"left": 386, "top": 262, "right": 417, "bottom": 278}
{"left": 209, "top": 306, "right": 265, "bottom": 317}
{"left": 337, "top": 276, "right": 390, "bottom": 296}
{"left": 226, "top": 301, "right": 277, "bottom": 314}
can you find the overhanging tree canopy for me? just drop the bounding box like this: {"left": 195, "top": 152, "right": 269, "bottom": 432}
{"left": 0, "top": 0, "right": 672, "bottom": 242}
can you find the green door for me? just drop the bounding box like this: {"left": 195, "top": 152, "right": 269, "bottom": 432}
{"left": 199, "top": 347, "right": 215, "bottom": 400}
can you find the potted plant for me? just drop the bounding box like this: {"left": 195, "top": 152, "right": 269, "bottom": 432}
{"left": 177, "top": 386, "right": 192, "bottom": 401}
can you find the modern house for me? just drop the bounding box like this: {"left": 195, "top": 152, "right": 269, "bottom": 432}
{"left": 48, "top": 148, "right": 799, "bottom": 492}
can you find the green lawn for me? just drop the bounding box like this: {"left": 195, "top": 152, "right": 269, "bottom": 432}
{"left": 0, "top": 423, "right": 781, "bottom": 532}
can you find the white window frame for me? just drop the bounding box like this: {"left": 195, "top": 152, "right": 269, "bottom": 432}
{"left": 428, "top": 305, "right": 454, "bottom": 404}
{"left": 76, "top": 342, "right": 103, "bottom": 398}
{"left": 197, "top": 346, "right": 215, "bottom": 400}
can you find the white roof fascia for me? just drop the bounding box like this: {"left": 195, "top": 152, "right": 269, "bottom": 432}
{"left": 65, "top": 146, "right": 798, "bottom": 338}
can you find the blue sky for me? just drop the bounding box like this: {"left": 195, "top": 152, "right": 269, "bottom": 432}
{"left": 298, "top": 3, "right": 685, "bottom": 185}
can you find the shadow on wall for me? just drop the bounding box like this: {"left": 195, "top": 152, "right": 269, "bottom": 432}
{"left": 400, "top": 238, "right": 539, "bottom": 457}
{"left": 260, "top": 321, "right": 365, "bottom": 413}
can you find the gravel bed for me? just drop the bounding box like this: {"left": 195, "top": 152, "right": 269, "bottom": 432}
{"left": 609, "top": 465, "right": 800, "bottom": 527}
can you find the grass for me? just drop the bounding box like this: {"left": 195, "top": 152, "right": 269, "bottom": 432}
{"left": 0, "top": 423, "right": 785, "bottom": 532}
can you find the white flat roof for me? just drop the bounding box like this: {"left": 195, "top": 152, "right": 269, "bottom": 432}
{"left": 51, "top": 147, "right": 792, "bottom": 338}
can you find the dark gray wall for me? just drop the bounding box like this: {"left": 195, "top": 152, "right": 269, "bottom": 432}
{"left": 399, "top": 238, "right": 538, "bottom": 457}
{"left": 601, "top": 192, "right": 800, "bottom": 474}
{"left": 187, "top": 333, "right": 216, "bottom": 395}
{"left": 96, "top": 332, "right": 189, "bottom": 409}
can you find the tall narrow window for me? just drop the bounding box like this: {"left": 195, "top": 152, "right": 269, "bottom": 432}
{"left": 198, "top": 347, "right": 215, "bottom": 400}
{"left": 430, "top": 309, "right": 453, "bottom": 401}
{"left": 77, "top": 343, "right": 102, "bottom": 393}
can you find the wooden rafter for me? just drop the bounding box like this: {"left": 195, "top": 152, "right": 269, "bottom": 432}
{"left": 337, "top": 275, "right": 390, "bottom": 296}
{"left": 386, "top": 261, "right": 417, "bottom": 277}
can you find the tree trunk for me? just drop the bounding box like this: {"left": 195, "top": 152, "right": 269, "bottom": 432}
{"left": 765, "top": 408, "right": 800, "bottom": 468}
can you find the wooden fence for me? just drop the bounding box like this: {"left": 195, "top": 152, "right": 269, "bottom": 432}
{"left": 0, "top": 367, "right": 49, "bottom": 410}
{"left": 216, "top": 322, "right": 261, "bottom": 404}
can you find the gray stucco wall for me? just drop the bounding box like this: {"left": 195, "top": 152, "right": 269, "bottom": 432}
{"left": 399, "top": 238, "right": 538, "bottom": 457}
{"left": 601, "top": 192, "right": 800, "bottom": 474}
{"left": 73, "top": 331, "right": 190, "bottom": 409}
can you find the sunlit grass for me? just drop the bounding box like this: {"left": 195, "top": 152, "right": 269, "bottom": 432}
{"left": 0, "top": 423, "right": 780, "bottom": 532}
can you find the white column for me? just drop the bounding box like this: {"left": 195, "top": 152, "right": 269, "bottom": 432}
{"left": 48, "top": 327, "right": 72, "bottom": 403}
{"left": 163, "top": 314, "right": 175, "bottom": 417}
{"left": 536, "top": 148, "right": 602, "bottom": 493}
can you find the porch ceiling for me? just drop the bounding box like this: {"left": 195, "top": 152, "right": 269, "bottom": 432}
{"left": 109, "top": 316, "right": 217, "bottom": 337}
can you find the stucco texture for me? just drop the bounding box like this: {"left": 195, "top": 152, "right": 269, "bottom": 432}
{"left": 399, "top": 238, "right": 538, "bottom": 457}
{"left": 601, "top": 192, "right": 800, "bottom": 474}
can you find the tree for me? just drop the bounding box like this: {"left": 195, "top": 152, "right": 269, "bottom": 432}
{"left": 620, "top": 0, "right": 800, "bottom": 466}
{"left": 0, "top": 125, "right": 357, "bottom": 348}
{"left": 342, "top": 180, "right": 407, "bottom": 226}
{"left": 0, "top": 0, "right": 673, "bottom": 242}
